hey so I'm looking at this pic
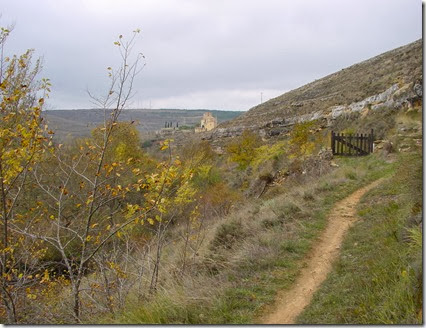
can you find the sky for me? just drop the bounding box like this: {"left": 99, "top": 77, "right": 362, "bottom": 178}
{"left": 0, "top": 0, "right": 422, "bottom": 111}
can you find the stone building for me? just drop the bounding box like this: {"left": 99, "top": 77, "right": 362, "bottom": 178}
{"left": 195, "top": 112, "right": 217, "bottom": 132}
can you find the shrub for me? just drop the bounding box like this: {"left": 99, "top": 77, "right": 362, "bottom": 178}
{"left": 210, "top": 221, "right": 246, "bottom": 250}
{"left": 288, "top": 121, "right": 317, "bottom": 159}
{"left": 226, "top": 130, "right": 262, "bottom": 170}
{"left": 201, "top": 182, "right": 242, "bottom": 218}
{"left": 250, "top": 141, "right": 287, "bottom": 169}
{"left": 345, "top": 170, "right": 357, "bottom": 180}
{"left": 303, "top": 191, "right": 315, "bottom": 201}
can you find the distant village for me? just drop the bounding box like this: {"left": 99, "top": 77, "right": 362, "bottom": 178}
{"left": 156, "top": 112, "right": 217, "bottom": 136}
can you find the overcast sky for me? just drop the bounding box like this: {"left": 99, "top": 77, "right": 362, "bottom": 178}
{"left": 0, "top": 0, "right": 422, "bottom": 111}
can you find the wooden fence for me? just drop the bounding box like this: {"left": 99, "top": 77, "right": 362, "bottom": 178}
{"left": 331, "top": 130, "right": 374, "bottom": 156}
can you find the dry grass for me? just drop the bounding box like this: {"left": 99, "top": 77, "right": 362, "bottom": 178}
{"left": 99, "top": 152, "right": 395, "bottom": 324}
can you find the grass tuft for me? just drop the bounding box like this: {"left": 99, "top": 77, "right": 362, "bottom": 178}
{"left": 297, "top": 151, "right": 422, "bottom": 324}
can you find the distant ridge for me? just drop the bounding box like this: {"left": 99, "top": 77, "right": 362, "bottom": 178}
{"left": 43, "top": 108, "right": 242, "bottom": 140}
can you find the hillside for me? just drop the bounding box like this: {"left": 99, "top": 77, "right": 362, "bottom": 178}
{"left": 43, "top": 108, "right": 242, "bottom": 140}
{"left": 215, "top": 39, "right": 422, "bottom": 137}
{"left": 1, "top": 34, "right": 422, "bottom": 324}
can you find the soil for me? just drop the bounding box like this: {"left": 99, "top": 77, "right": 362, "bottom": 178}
{"left": 260, "top": 178, "right": 385, "bottom": 324}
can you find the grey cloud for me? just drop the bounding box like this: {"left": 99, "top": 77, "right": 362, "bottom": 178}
{"left": 0, "top": 0, "right": 421, "bottom": 110}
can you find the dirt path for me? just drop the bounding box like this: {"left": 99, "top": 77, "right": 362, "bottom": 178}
{"left": 261, "top": 178, "right": 384, "bottom": 324}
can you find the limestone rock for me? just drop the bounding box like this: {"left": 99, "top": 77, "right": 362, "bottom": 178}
{"left": 413, "top": 83, "right": 423, "bottom": 97}
{"left": 318, "top": 148, "right": 333, "bottom": 160}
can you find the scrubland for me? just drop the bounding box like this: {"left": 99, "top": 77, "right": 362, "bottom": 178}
{"left": 0, "top": 26, "right": 421, "bottom": 324}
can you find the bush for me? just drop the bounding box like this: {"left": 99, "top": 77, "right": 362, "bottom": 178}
{"left": 210, "top": 221, "right": 246, "bottom": 250}
{"left": 201, "top": 183, "right": 242, "bottom": 218}
{"left": 344, "top": 170, "right": 357, "bottom": 180}
{"left": 226, "top": 130, "right": 262, "bottom": 170}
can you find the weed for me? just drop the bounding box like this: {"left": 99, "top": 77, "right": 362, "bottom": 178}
{"left": 302, "top": 191, "right": 315, "bottom": 201}
{"left": 344, "top": 170, "right": 357, "bottom": 180}
{"left": 297, "top": 151, "right": 422, "bottom": 324}
{"left": 107, "top": 153, "right": 398, "bottom": 324}
{"left": 281, "top": 239, "right": 310, "bottom": 256}
{"left": 261, "top": 218, "right": 281, "bottom": 229}
{"left": 209, "top": 221, "right": 246, "bottom": 250}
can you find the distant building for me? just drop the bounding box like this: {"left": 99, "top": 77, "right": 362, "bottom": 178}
{"left": 195, "top": 112, "right": 217, "bottom": 133}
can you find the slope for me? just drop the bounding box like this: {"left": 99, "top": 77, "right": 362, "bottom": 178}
{"left": 218, "top": 39, "right": 422, "bottom": 132}
{"left": 262, "top": 178, "right": 385, "bottom": 324}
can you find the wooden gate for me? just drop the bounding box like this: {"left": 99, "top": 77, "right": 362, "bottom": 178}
{"left": 331, "top": 129, "right": 374, "bottom": 156}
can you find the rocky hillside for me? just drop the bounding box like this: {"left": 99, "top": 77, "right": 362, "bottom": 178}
{"left": 213, "top": 39, "right": 422, "bottom": 139}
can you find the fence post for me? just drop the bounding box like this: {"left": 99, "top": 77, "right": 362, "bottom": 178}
{"left": 370, "top": 129, "right": 374, "bottom": 153}
{"left": 331, "top": 131, "right": 335, "bottom": 155}
{"left": 355, "top": 133, "right": 359, "bottom": 156}
{"left": 348, "top": 134, "right": 352, "bottom": 156}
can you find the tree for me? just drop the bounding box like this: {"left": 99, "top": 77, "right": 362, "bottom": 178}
{"left": 0, "top": 25, "right": 51, "bottom": 323}
{"left": 226, "top": 130, "right": 261, "bottom": 170}
{"left": 10, "top": 31, "right": 149, "bottom": 322}
{"left": 288, "top": 121, "right": 316, "bottom": 159}
{"left": 11, "top": 30, "right": 199, "bottom": 323}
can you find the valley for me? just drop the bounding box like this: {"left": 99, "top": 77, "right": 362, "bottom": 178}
{"left": 43, "top": 108, "right": 242, "bottom": 140}
{"left": 0, "top": 28, "right": 422, "bottom": 324}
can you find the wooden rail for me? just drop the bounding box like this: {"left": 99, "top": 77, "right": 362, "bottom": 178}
{"left": 331, "top": 129, "right": 374, "bottom": 156}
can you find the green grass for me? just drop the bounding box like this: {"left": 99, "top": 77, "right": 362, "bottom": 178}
{"left": 202, "top": 155, "right": 396, "bottom": 324}
{"left": 104, "top": 153, "right": 397, "bottom": 324}
{"left": 297, "top": 151, "right": 422, "bottom": 324}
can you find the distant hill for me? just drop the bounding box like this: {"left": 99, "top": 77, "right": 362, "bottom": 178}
{"left": 217, "top": 39, "right": 422, "bottom": 135}
{"left": 43, "top": 108, "right": 242, "bottom": 140}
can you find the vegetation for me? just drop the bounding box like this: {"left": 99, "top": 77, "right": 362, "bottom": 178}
{"left": 0, "top": 25, "right": 51, "bottom": 323}
{"left": 221, "top": 39, "right": 421, "bottom": 129}
{"left": 105, "top": 154, "right": 396, "bottom": 324}
{"left": 297, "top": 151, "right": 422, "bottom": 324}
{"left": 44, "top": 108, "right": 242, "bottom": 141}
{"left": 0, "top": 22, "right": 421, "bottom": 325}
{"left": 226, "top": 130, "right": 262, "bottom": 170}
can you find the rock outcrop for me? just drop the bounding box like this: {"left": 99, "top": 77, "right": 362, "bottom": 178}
{"left": 214, "top": 39, "right": 422, "bottom": 140}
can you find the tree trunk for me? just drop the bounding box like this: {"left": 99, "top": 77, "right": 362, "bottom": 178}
{"left": 149, "top": 227, "right": 163, "bottom": 293}
{"left": 73, "top": 282, "right": 82, "bottom": 322}
{"left": 1, "top": 286, "right": 17, "bottom": 324}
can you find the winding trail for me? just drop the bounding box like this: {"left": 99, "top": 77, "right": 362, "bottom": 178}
{"left": 261, "top": 178, "right": 385, "bottom": 324}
